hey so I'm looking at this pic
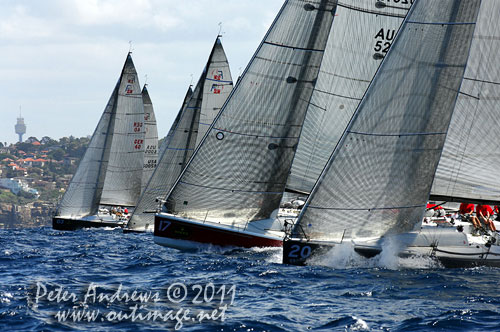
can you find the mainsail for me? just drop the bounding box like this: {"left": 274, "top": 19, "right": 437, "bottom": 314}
{"left": 196, "top": 37, "right": 234, "bottom": 146}
{"left": 55, "top": 53, "right": 145, "bottom": 218}
{"left": 286, "top": 0, "right": 410, "bottom": 194}
{"left": 141, "top": 85, "right": 159, "bottom": 195}
{"left": 127, "top": 38, "right": 233, "bottom": 231}
{"left": 164, "top": 0, "right": 337, "bottom": 227}
{"left": 292, "top": 0, "right": 481, "bottom": 242}
{"left": 430, "top": 0, "right": 500, "bottom": 205}
{"left": 100, "top": 54, "right": 145, "bottom": 207}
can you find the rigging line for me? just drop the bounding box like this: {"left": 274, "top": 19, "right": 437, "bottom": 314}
{"left": 178, "top": 181, "right": 283, "bottom": 195}
{"left": 307, "top": 204, "right": 426, "bottom": 211}
{"left": 299, "top": 96, "right": 326, "bottom": 111}
{"left": 263, "top": 41, "right": 325, "bottom": 53}
{"left": 458, "top": 90, "right": 480, "bottom": 100}
{"left": 212, "top": 127, "right": 300, "bottom": 140}
{"left": 347, "top": 131, "right": 447, "bottom": 137}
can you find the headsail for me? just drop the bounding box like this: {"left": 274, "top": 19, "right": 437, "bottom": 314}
{"left": 100, "top": 53, "right": 145, "bottom": 207}
{"left": 141, "top": 85, "right": 159, "bottom": 195}
{"left": 127, "top": 38, "right": 233, "bottom": 231}
{"left": 292, "top": 0, "right": 481, "bottom": 242}
{"left": 286, "top": 0, "right": 410, "bottom": 194}
{"left": 164, "top": 0, "right": 337, "bottom": 227}
{"left": 430, "top": 0, "right": 500, "bottom": 205}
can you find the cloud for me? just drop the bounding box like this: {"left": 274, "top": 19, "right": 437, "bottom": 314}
{"left": 0, "top": 0, "right": 283, "bottom": 145}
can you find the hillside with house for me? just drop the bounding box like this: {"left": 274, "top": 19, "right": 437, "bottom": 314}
{"left": 0, "top": 136, "right": 89, "bottom": 228}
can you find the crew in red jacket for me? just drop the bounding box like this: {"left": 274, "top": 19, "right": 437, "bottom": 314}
{"left": 459, "top": 202, "right": 480, "bottom": 229}
{"left": 476, "top": 204, "right": 497, "bottom": 232}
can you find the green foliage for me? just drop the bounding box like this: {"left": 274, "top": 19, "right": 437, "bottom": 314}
{"left": 0, "top": 135, "right": 90, "bottom": 205}
{"left": 48, "top": 149, "right": 65, "bottom": 161}
{"left": 15, "top": 142, "right": 36, "bottom": 153}
{"left": 0, "top": 190, "right": 31, "bottom": 205}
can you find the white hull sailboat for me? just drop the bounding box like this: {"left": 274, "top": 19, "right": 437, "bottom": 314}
{"left": 53, "top": 53, "right": 156, "bottom": 231}
{"left": 284, "top": 0, "right": 500, "bottom": 267}
{"left": 285, "top": 220, "right": 500, "bottom": 268}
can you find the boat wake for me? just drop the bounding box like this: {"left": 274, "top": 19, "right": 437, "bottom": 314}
{"left": 307, "top": 240, "right": 441, "bottom": 270}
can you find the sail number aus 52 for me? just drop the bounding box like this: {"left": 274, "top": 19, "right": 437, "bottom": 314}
{"left": 374, "top": 28, "right": 396, "bottom": 55}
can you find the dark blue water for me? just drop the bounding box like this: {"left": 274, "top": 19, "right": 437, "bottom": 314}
{"left": 1, "top": 227, "right": 499, "bottom": 331}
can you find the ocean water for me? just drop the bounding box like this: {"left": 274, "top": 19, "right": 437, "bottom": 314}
{"left": 1, "top": 227, "right": 500, "bottom": 331}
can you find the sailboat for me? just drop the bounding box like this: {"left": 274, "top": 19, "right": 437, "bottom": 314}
{"left": 153, "top": 0, "right": 337, "bottom": 250}
{"left": 125, "top": 36, "right": 233, "bottom": 233}
{"left": 283, "top": 0, "right": 500, "bottom": 268}
{"left": 53, "top": 53, "right": 151, "bottom": 231}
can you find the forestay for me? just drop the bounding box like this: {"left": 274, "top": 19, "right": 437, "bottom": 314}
{"left": 430, "top": 0, "right": 500, "bottom": 205}
{"left": 100, "top": 54, "right": 145, "bottom": 207}
{"left": 164, "top": 0, "right": 337, "bottom": 227}
{"left": 287, "top": 0, "right": 411, "bottom": 194}
{"left": 292, "top": 0, "right": 481, "bottom": 241}
{"left": 141, "top": 85, "right": 159, "bottom": 195}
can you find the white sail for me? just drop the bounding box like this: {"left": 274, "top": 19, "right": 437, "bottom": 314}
{"left": 430, "top": 0, "right": 500, "bottom": 205}
{"left": 141, "top": 85, "right": 158, "bottom": 195}
{"left": 127, "top": 38, "right": 233, "bottom": 231}
{"left": 100, "top": 53, "right": 145, "bottom": 207}
{"left": 292, "top": 0, "right": 481, "bottom": 241}
{"left": 164, "top": 0, "right": 337, "bottom": 227}
{"left": 196, "top": 36, "right": 233, "bottom": 146}
{"left": 55, "top": 84, "right": 118, "bottom": 218}
{"left": 286, "top": 0, "right": 410, "bottom": 194}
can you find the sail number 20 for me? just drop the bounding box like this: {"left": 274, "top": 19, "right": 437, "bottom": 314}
{"left": 288, "top": 244, "right": 312, "bottom": 259}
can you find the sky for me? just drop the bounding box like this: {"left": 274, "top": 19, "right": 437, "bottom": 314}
{"left": 0, "top": 0, "right": 283, "bottom": 145}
